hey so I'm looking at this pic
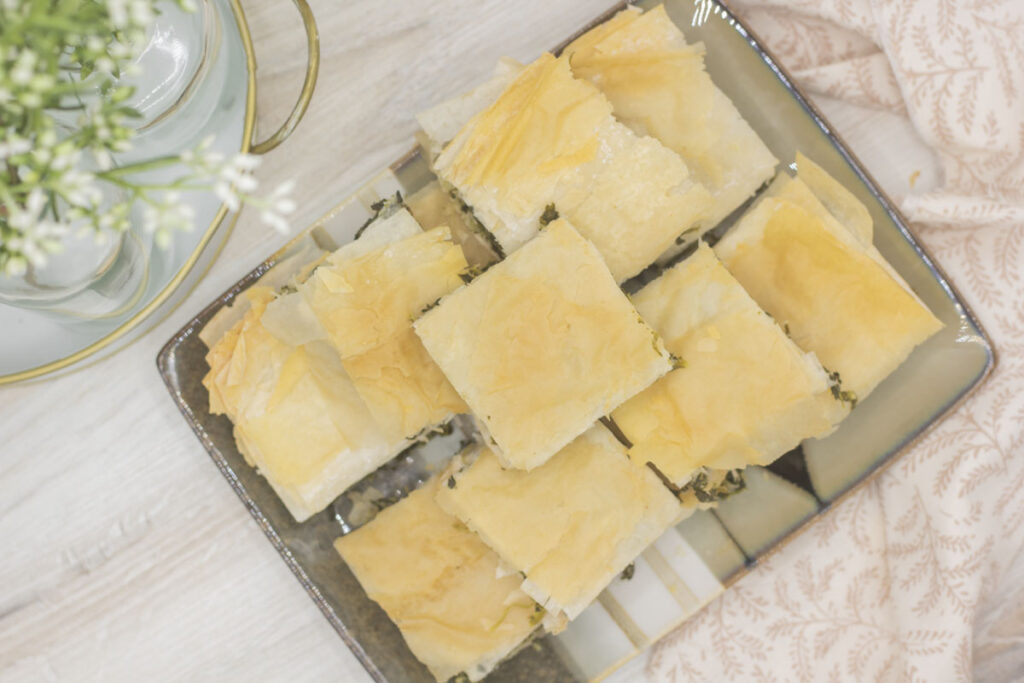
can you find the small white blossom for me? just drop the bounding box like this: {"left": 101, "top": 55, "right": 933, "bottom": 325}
{"left": 92, "top": 147, "right": 113, "bottom": 171}
{"left": 268, "top": 179, "right": 297, "bottom": 215}
{"left": 7, "top": 189, "right": 48, "bottom": 232}
{"left": 257, "top": 180, "right": 296, "bottom": 234}
{"left": 142, "top": 191, "right": 194, "bottom": 243}
{"left": 94, "top": 57, "right": 116, "bottom": 75}
{"left": 129, "top": 0, "right": 154, "bottom": 26}
{"left": 107, "top": 0, "right": 129, "bottom": 28}
{"left": 18, "top": 92, "right": 41, "bottom": 107}
{"left": 260, "top": 208, "right": 290, "bottom": 234}
{"left": 0, "top": 136, "right": 31, "bottom": 159}
{"left": 213, "top": 181, "right": 240, "bottom": 212}
{"left": 0, "top": 0, "right": 293, "bottom": 278}
{"left": 10, "top": 51, "right": 36, "bottom": 85}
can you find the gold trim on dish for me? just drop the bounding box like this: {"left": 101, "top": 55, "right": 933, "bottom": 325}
{"left": 0, "top": 0, "right": 319, "bottom": 386}
{"left": 250, "top": 0, "right": 319, "bottom": 155}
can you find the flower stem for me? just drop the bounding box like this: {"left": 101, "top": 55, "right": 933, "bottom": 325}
{"left": 97, "top": 155, "right": 182, "bottom": 178}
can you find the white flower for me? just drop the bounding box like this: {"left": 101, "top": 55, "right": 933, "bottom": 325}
{"left": 30, "top": 73, "right": 56, "bottom": 92}
{"left": 260, "top": 208, "right": 290, "bottom": 234}
{"left": 107, "top": 0, "right": 129, "bottom": 28}
{"left": 3, "top": 255, "right": 28, "bottom": 277}
{"left": 92, "top": 148, "right": 113, "bottom": 171}
{"left": 0, "top": 136, "right": 31, "bottom": 160}
{"left": 61, "top": 169, "right": 102, "bottom": 208}
{"left": 267, "top": 180, "right": 297, "bottom": 215}
{"left": 214, "top": 181, "right": 240, "bottom": 212}
{"left": 257, "top": 180, "right": 296, "bottom": 234}
{"left": 17, "top": 222, "right": 65, "bottom": 267}
{"left": 143, "top": 192, "right": 196, "bottom": 249}
{"left": 2, "top": 189, "right": 68, "bottom": 272}
{"left": 10, "top": 51, "right": 36, "bottom": 85}
{"left": 129, "top": 0, "right": 154, "bottom": 26}
{"left": 18, "top": 92, "right": 42, "bottom": 108}
{"left": 94, "top": 57, "right": 115, "bottom": 75}
{"left": 108, "top": 42, "right": 132, "bottom": 60}
{"left": 231, "top": 154, "right": 261, "bottom": 173}
{"left": 7, "top": 189, "right": 48, "bottom": 231}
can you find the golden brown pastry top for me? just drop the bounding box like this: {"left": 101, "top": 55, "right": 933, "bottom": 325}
{"left": 415, "top": 219, "right": 672, "bottom": 470}
{"left": 335, "top": 477, "right": 540, "bottom": 682}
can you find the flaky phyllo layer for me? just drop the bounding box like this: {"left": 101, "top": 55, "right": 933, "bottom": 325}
{"left": 302, "top": 224, "right": 470, "bottom": 438}
{"left": 203, "top": 286, "right": 410, "bottom": 522}
{"left": 612, "top": 242, "right": 846, "bottom": 486}
{"left": 415, "top": 219, "right": 672, "bottom": 471}
{"left": 564, "top": 5, "right": 778, "bottom": 253}
{"left": 715, "top": 154, "right": 943, "bottom": 401}
{"left": 202, "top": 208, "right": 473, "bottom": 521}
{"left": 335, "top": 476, "right": 546, "bottom": 682}
{"left": 431, "top": 52, "right": 712, "bottom": 282}
{"left": 436, "top": 426, "right": 683, "bottom": 620}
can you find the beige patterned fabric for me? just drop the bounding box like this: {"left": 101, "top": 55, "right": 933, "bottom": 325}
{"left": 649, "top": 1, "right": 1024, "bottom": 680}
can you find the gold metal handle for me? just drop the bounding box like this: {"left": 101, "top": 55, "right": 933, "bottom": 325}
{"left": 249, "top": 0, "right": 320, "bottom": 154}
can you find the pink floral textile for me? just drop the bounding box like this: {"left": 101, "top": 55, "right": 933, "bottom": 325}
{"left": 649, "top": 1, "right": 1024, "bottom": 680}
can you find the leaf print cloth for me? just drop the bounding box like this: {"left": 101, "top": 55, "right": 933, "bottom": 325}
{"left": 649, "top": 1, "right": 1024, "bottom": 681}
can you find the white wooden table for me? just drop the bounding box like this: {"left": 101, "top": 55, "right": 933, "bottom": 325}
{"left": 0, "top": 1, "right": 956, "bottom": 681}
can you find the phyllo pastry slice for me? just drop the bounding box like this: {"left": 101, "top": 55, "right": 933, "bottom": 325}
{"left": 564, "top": 4, "right": 777, "bottom": 250}
{"left": 303, "top": 225, "right": 470, "bottom": 439}
{"left": 416, "top": 57, "right": 525, "bottom": 162}
{"left": 414, "top": 219, "right": 673, "bottom": 470}
{"left": 334, "top": 476, "right": 545, "bottom": 682}
{"left": 611, "top": 242, "right": 845, "bottom": 486}
{"left": 435, "top": 425, "right": 683, "bottom": 620}
{"left": 433, "top": 52, "right": 712, "bottom": 282}
{"left": 714, "top": 155, "right": 943, "bottom": 401}
{"left": 202, "top": 287, "right": 409, "bottom": 522}
{"left": 260, "top": 206, "right": 425, "bottom": 348}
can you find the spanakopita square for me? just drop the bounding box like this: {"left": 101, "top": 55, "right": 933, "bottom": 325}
{"left": 714, "top": 155, "right": 943, "bottom": 401}
{"left": 203, "top": 287, "right": 408, "bottom": 522}
{"left": 335, "top": 476, "right": 543, "bottom": 682}
{"left": 611, "top": 242, "right": 846, "bottom": 486}
{"left": 302, "top": 225, "right": 469, "bottom": 438}
{"left": 432, "top": 51, "right": 711, "bottom": 282}
{"left": 414, "top": 219, "right": 673, "bottom": 470}
{"left": 565, "top": 5, "right": 777, "bottom": 251}
{"left": 435, "top": 425, "right": 682, "bottom": 620}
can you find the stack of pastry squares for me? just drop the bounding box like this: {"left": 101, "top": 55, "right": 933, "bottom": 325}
{"left": 612, "top": 241, "right": 846, "bottom": 486}
{"left": 715, "top": 153, "right": 943, "bottom": 401}
{"left": 203, "top": 208, "right": 473, "bottom": 522}
{"left": 414, "top": 218, "right": 673, "bottom": 470}
{"left": 203, "top": 285, "right": 409, "bottom": 522}
{"left": 201, "top": 5, "right": 949, "bottom": 680}
{"left": 564, "top": 5, "right": 778, "bottom": 253}
{"left": 428, "top": 52, "right": 712, "bottom": 282}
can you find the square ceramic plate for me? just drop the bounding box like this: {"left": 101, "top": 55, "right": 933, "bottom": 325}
{"left": 157, "top": 1, "right": 994, "bottom": 680}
